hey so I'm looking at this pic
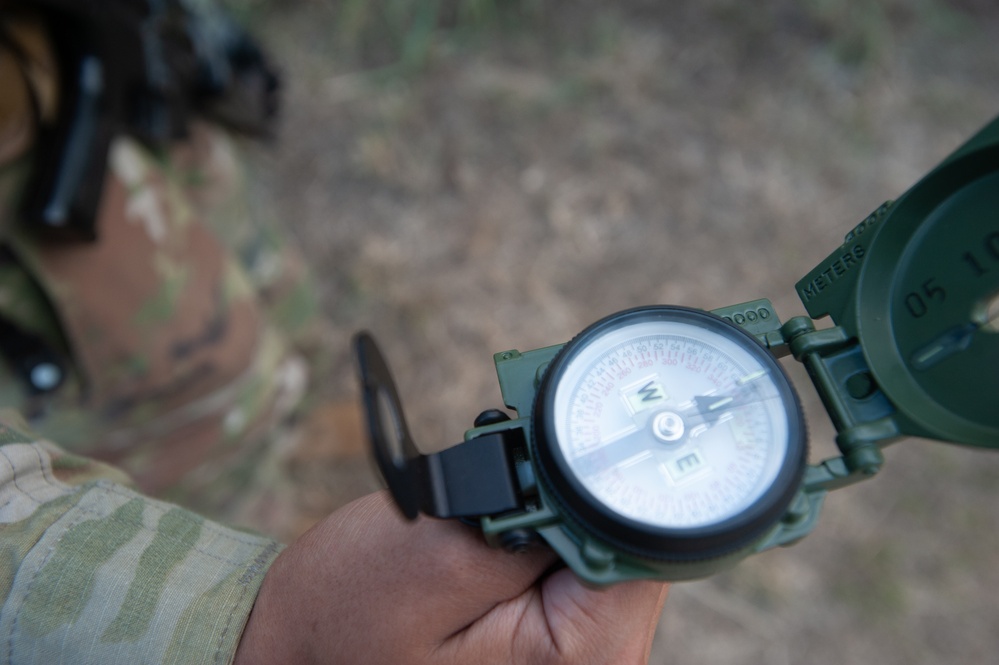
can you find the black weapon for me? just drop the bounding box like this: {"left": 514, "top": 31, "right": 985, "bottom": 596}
{"left": 11, "top": 0, "right": 279, "bottom": 242}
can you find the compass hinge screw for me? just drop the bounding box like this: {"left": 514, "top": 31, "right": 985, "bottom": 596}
{"left": 500, "top": 529, "right": 538, "bottom": 554}
{"left": 474, "top": 409, "right": 512, "bottom": 428}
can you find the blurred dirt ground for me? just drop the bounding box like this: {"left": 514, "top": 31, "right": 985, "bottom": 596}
{"left": 230, "top": 1, "right": 999, "bottom": 663}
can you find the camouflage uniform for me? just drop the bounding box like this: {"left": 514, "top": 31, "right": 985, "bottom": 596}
{"left": 0, "top": 409, "right": 281, "bottom": 664}
{"left": 0, "top": 10, "right": 326, "bottom": 663}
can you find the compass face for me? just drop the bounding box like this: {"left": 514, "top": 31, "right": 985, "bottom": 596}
{"left": 533, "top": 307, "right": 807, "bottom": 559}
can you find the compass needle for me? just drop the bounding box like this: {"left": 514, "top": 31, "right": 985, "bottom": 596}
{"left": 613, "top": 450, "right": 655, "bottom": 472}
{"left": 536, "top": 306, "right": 806, "bottom": 556}
{"left": 708, "top": 396, "right": 734, "bottom": 411}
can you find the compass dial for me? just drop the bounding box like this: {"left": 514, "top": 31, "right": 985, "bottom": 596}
{"left": 533, "top": 307, "right": 807, "bottom": 560}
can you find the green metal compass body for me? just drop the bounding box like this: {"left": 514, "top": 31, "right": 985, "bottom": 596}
{"left": 794, "top": 117, "right": 999, "bottom": 450}
{"left": 355, "top": 114, "right": 999, "bottom": 584}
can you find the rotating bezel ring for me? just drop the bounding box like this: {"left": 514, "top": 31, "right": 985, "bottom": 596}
{"left": 531, "top": 306, "right": 808, "bottom": 562}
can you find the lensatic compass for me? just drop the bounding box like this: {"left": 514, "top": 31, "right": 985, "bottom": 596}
{"left": 354, "top": 115, "right": 999, "bottom": 584}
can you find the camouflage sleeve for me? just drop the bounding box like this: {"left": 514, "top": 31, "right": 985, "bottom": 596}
{"left": 0, "top": 409, "right": 281, "bottom": 665}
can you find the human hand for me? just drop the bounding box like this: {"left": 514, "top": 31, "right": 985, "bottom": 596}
{"left": 234, "top": 491, "right": 668, "bottom": 665}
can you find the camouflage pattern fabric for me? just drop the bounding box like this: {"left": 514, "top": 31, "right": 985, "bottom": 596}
{"left": 0, "top": 408, "right": 281, "bottom": 664}
{"left": 0, "top": 11, "right": 329, "bottom": 504}
{"left": 1, "top": 125, "right": 327, "bottom": 500}
{"left": 0, "top": 12, "right": 328, "bottom": 663}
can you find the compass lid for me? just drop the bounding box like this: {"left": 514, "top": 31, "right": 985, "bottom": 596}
{"left": 795, "top": 116, "right": 999, "bottom": 448}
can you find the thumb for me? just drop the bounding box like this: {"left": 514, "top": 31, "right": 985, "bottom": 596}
{"left": 540, "top": 568, "right": 669, "bottom": 664}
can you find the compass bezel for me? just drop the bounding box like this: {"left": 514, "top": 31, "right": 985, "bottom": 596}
{"left": 531, "top": 306, "right": 808, "bottom": 561}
